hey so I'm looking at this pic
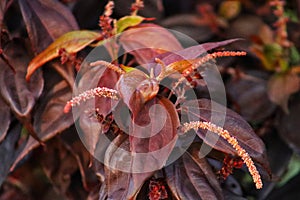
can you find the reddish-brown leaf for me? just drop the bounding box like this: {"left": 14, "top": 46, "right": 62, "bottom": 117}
{"left": 11, "top": 81, "right": 73, "bottom": 170}
{"left": 147, "top": 38, "right": 243, "bottom": 77}
{"left": 39, "top": 138, "right": 79, "bottom": 197}
{"left": 61, "top": 130, "right": 98, "bottom": 192}
{"left": 156, "top": 38, "right": 243, "bottom": 65}
{"left": 0, "top": 40, "right": 43, "bottom": 118}
{"left": 0, "top": 123, "right": 25, "bottom": 185}
{"left": 18, "top": 0, "right": 78, "bottom": 53}
{"left": 165, "top": 148, "right": 223, "bottom": 200}
{"left": 130, "top": 97, "right": 179, "bottom": 173}
{"left": 116, "top": 68, "right": 149, "bottom": 115}
{"left": 95, "top": 68, "right": 120, "bottom": 118}
{"left": 119, "top": 23, "right": 182, "bottom": 64}
{"left": 26, "top": 30, "right": 100, "bottom": 81}
{"left": 0, "top": 95, "right": 10, "bottom": 142}
{"left": 0, "top": 0, "right": 13, "bottom": 27}
{"left": 181, "top": 99, "right": 270, "bottom": 171}
{"left": 103, "top": 134, "right": 152, "bottom": 199}
{"left": 226, "top": 71, "right": 276, "bottom": 122}
{"left": 267, "top": 72, "right": 300, "bottom": 113}
{"left": 277, "top": 94, "right": 300, "bottom": 154}
{"left": 73, "top": 61, "right": 120, "bottom": 119}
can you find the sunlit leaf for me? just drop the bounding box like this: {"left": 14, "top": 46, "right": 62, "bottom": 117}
{"left": 26, "top": 30, "right": 100, "bottom": 81}
{"left": 116, "top": 15, "right": 145, "bottom": 33}
{"left": 119, "top": 24, "right": 182, "bottom": 64}
{"left": 148, "top": 38, "right": 244, "bottom": 77}
{"left": 155, "top": 38, "right": 243, "bottom": 65}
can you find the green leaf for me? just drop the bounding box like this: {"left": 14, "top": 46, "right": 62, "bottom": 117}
{"left": 26, "top": 30, "right": 100, "bottom": 81}
{"left": 290, "top": 46, "right": 300, "bottom": 65}
{"left": 277, "top": 154, "right": 300, "bottom": 187}
{"left": 263, "top": 43, "right": 282, "bottom": 65}
{"left": 116, "top": 15, "right": 145, "bottom": 33}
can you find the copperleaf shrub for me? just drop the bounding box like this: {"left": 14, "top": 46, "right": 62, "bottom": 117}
{"left": 0, "top": 0, "right": 273, "bottom": 199}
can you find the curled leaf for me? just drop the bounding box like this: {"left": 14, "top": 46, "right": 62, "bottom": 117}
{"left": 11, "top": 81, "right": 73, "bottom": 170}
{"left": 26, "top": 30, "right": 100, "bottom": 81}
{"left": 0, "top": 40, "right": 43, "bottom": 118}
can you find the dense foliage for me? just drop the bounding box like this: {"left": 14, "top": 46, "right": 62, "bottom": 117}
{"left": 0, "top": 0, "right": 300, "bottom": 200}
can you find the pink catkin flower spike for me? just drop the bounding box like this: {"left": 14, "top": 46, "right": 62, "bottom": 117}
{"left": 182, "top": 51, "right": 247, "bottom": 77}
{"left": 172, "top": 51, "right": 247, "bottom": 90}
{"left": 182, "top": 121, "right": 263, "bottom": 189}
{"left": 90, "top": 60, "right": 125, "bottom": 75}
{"left": 64, "top": 87, "right": 119, "bottom": 113}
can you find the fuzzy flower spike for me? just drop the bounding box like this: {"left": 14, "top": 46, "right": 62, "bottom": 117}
{"left": 64, "top": 87, "right": 119, "bottom": 113}
{"left": 182, "top": 121, "right": 263, "bottom": 189}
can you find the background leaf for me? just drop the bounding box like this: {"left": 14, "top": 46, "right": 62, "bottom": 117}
{"left": 277, "top": 94, "right": 300, "bottom": 154}
{"left": 0, "top": 0, "right": 13, "bottom": 28}
{"left": 11, "top": 81, "right": 73, "bottom": 170}
{"left": 0, "top": 95, "right": 10, "bottom": 142}
{"left": 18, "top": 0, "right": 78, "bottom": 53}
{"left": 226, "top": 71, "right": 276, "bottom": 122}
{"left": 0, "top": 39, "right": 44, "bottom": 118}
{"left": 40, "top": 138, "right": 79, "bottom": 197}
{"left": 267, "top": 72, "right": 300, "bottom": 113}
{"left": 0, "top": 123, "right": 25, "bottom": 186}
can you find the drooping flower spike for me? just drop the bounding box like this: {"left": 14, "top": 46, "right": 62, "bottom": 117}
{"left": 182, "top": 121, "right": 263, "bottom": 189}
